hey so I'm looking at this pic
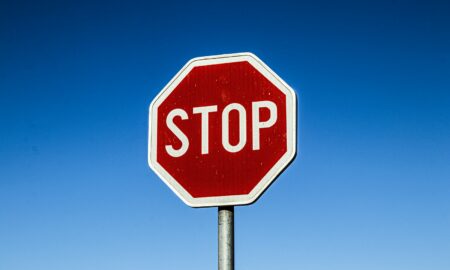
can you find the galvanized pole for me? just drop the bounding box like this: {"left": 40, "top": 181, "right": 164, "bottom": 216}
{"left": 218, "top": 206, "right": 234, "bottom": 270}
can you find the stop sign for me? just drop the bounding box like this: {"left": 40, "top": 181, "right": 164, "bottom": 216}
{"left": 148, "top": 53, "right": 296, "bottom": 207}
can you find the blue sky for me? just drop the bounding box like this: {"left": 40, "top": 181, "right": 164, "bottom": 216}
{"left": 1, "top": 0, "right": 449, "bottom": 269}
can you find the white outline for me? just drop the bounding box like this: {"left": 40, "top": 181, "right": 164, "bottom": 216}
{"left": 148, "top": 52, "right": 297, "bottom": 207}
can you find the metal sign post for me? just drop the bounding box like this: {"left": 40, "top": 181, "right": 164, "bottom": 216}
{"left": 218, "top": 206, "right": 234, "bottom": 270}
{"left": 148, "top": 52, "right": 297, "bottom": 270}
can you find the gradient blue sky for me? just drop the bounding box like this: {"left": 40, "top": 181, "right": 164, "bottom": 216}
{"left": 1, "top": 0, "right": 449, "bottom": 269}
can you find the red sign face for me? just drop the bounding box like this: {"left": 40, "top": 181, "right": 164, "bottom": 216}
{"left": 148, "top": 53, "right": 296, "bottom": 207}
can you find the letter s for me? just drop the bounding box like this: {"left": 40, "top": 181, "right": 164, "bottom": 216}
{"left": 165, "top": 108, "right": 189, "bottom": 157}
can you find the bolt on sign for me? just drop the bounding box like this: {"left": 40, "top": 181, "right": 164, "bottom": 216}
{"left": 148, "top": 53, "right": 297, "bottom": 207}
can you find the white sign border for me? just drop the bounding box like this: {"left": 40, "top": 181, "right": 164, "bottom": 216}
{"left": 148, "top": 52, "right": 297, "bottom": 207}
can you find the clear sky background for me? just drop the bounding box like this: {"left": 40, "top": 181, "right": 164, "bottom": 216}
{"left": 1, "top": 0, "right": 449, "bottom": 269}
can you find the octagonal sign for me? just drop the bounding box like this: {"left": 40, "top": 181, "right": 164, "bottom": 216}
{"left": 148, "top": 53, "right": 296, "bottom": 207}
